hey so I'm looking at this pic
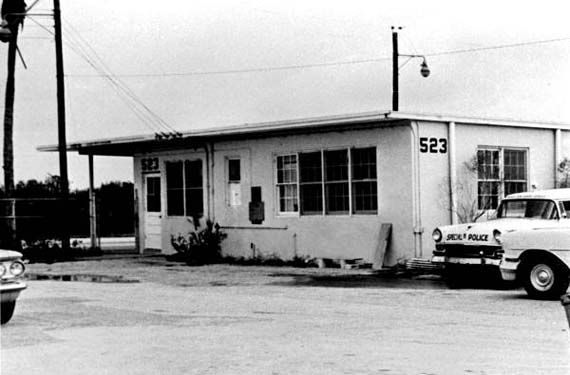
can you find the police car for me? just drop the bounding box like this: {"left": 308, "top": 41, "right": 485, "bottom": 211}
{"left": 432, "top": 189, "right": 570, "bottom": 278}
{"left": 500, "top": 225, "right": 570, "bottom": 299}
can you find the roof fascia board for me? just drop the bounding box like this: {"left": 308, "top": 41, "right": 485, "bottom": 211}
{"left": 387, "top": 111, "right": 570, "bottom": 130}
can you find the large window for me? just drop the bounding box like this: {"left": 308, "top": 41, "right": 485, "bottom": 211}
{"left": 166, "top": 160, "right": 203, "bottom": 217}
{"left": 477, "top": 148, "right": 527, "bottom": 210}
{"left": 276, "top": 147, "right": 377, "bottom": 215}
{"left": 276, "top": 155, "right": 298, "bottom": 213}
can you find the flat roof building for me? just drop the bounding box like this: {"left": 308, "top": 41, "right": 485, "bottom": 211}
{"left": 40, "top": 111, "right": 570, "bottom": 266}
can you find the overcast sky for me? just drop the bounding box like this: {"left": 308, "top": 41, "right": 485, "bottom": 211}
{"left": 1, "top": 0, "right": 570, "bottom": 189}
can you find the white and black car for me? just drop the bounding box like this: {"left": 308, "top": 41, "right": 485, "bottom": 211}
{"left": 1, "top": 249, "right": 26, "bottom": 324}
{"left": 432, "top": 189, "right": 570, "bottom": 280}
{"left": 500, "top": 225, "right": 570, "bottom": 299}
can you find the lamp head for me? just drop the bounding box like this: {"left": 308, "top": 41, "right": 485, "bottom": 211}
{"left": 420, "top": 58, "right": 430, "bottom": 78}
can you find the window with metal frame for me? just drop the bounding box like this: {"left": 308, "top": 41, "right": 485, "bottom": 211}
{"left": 166, "top": 160, "right": 203, "bottom": 217}
{"left": 275, "top": 147, "right": 377, "bottom": 216}
{"left": 276, "top": 155, "right": 298, "bottom": 213}
{"left": 351, "top": 147, "right": 378, "bottom": 214}
{"left": 477, "top": 147, "right": 527, "bottom": 210}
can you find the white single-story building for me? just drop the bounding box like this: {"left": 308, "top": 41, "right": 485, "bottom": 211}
{"left": 40, "top": 111, "right": 570, "bottom": 266}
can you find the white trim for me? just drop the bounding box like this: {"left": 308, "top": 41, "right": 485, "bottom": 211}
{"left": 38, "top": 111, "right": 570, "bottom": 154}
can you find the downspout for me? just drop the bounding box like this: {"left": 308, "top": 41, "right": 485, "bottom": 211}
{"left": 448, "top": 122, "right": 458, "bottom": 224}
{"left": 210, "top": 142, "right": 216, "bottom": 221}
{"left": 410, "top": 121, "right": 423, "bottom": 258}
{"left": 204, "top": 143, "right": 212, "bottom": 220}
{"left": 554, "top": 128, "right": 562, "bottom": 188}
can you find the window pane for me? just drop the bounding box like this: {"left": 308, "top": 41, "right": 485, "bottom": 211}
{"left": 352, "top": 147, "right": 377, "bottom": 214}
{"left": 504, "top": 150, "right": 526, "bottom": 181}
{"left": 478, "top": 181, "right": 499, "bottom": 209}
{"left": 277, "top": 155, "right": 297, "bottom": 184}
{"left": 353, "top": 181, "right": 377, "bottom": 213}
{"left": 299, "top": 152, "right": 322, "bottom": 183}
{"left": 166, "top": 162, "right": 184, "bottom": 216}
{"left": 279, "top": 185, "right": 298, "bottom": 212}
{"left": 324, "top": 150, "right": 348, "bottom": 182}
{"left": 185, "top": 188, "right": 203, "bottom": 217}
{"left": 185, "top": 160, "right": 202, "bottom": 188}
{"left": 351, "top": 147, "right": 377, "bottom": 180}
{"left": 477, "top": 149, "right": 499, "bottom": 179}
{"left": 146, "top": 176, "right": 161, "bottom": 212}
{"left": 228, "top": 159, "right": 240, "bottom": 182}
{"left": 184, "top": 161, "right": 203, "bottom": 216}
{"left": 504, "top": 182, "right": 527, "bottom": 196}
{"left": 500, "top": 200, "right": 557, "bottom": 220}
{"left": 325, "top": 182, "right": 349, "bottom": 214}
{"left": 300, "top": 184, "right": 323, "bottom": 214}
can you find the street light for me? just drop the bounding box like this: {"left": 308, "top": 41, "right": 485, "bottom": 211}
{"left": 0, "top": 20, "right": 12, "bottom": 43}
{"left": 392, "top": 26, "right": 430, "bottom": 111}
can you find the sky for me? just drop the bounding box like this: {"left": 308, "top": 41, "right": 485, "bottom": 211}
{"left": 1, "top": 0, "right": 570, "bottom": 189}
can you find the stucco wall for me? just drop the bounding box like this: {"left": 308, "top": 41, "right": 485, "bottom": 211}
{"left": 213, "top": 125, "right": 414, "bottom": 266}
{"left": 131, "top": 120, "right": 569, "bottom": 265}
{"left": 419, "top": 122, "right": 561, "bottom": 256}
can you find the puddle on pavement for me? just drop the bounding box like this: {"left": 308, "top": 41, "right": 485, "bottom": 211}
{"left": 272, "top": 274, "right": 448, "bottom": 289}
{"left": 27, "top": 273, "right": 139, "bottom": 283}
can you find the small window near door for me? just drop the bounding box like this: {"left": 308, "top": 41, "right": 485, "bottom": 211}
{"left": 228, "top": 159, "right": 241, "bottom": 206}
{"left": 228, "top": 159, "right": 241, "bottom": 182}
{"left": 146, "top": 176, "right": 161, "bottom": 212}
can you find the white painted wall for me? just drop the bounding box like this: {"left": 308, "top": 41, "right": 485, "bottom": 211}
{"left": 132, "top": 120, "right": 569, "bottom": 265}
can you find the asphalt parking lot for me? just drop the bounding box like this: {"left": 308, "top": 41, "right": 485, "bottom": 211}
{"left": 2, "top": 256, "right": 569, "bottom": 375}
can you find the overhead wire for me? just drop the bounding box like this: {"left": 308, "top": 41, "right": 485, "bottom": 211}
{"left": 62, "top": 18, "right": 179, "bottom": 135}
{"left": 62, "top": 19, "right": 179, "bottom": 135}
{"left": 65, "top": 36, "right": 570, "bottom": 78}
{"left": 25, "top": 13, "right": 180, "bottom": 135}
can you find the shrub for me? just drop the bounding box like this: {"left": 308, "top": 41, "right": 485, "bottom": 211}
{"left": 169, "top": 219, "right": 226, "bottom": 265}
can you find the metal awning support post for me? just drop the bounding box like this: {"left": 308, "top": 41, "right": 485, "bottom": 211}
{"left": 88, "top": 154, "right": 98, "bottom": 249}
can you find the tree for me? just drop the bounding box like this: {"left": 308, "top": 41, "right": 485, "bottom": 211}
{"left": 439, "top": 155, "right": 493, "bottom": 224}
{"left": 558, "top": 157, "right": 570, "bottom": 188}
{"left": 1, "top": 0, "right": 26, "bottom": 197}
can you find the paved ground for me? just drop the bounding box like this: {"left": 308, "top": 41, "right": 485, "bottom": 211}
{"left": 2, "top": 257, "right": 569, "bottom": 375}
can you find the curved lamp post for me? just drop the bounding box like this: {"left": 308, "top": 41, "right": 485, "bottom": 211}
{"left": 392, "top": 26, "right": 430, "bottom": 111}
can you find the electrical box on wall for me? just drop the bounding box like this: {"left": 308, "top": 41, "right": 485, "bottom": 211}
{"left": 249, "top": 186, "right": 264, "bottom": 224}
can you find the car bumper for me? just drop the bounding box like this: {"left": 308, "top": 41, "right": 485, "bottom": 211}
{"left": 1, "top": 282, "right": 27, "bottom": 304}
{"left": 499, "top": 258, "right": 520, "bottom": 281}
{"left": 432, "top": 256, "right": 501, "bottom": 266}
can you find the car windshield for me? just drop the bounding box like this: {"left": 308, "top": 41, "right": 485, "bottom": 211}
{"left": 498, "top": 199, "right": 558, "bottom": 220}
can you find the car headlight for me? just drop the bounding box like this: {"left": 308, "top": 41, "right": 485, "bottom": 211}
{"left": 432, "top": 228, "right": 442, "bottom": 242}
{"left": 0, "top": 263, "right": 5, "bottom": 277}
{"left": 9, "top": 261, "right": 25, "bottom": 277}
{"left": 493, "top": 229, "right": 502, "bottom": 244}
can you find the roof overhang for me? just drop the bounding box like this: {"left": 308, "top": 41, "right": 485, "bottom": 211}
{"left": 37, "top": 111, "right": 570, "bottom": 157}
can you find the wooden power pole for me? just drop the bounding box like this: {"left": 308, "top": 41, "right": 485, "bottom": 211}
{"left": 53, "top": 0, "right": 70, "bottom": 251}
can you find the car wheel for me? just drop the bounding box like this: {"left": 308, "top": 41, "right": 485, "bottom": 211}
{"left": 522, "top": 260, "right": 570, "bottom": 300}
{"left": 1, "top": 301, "right": 16, "bottom": 324}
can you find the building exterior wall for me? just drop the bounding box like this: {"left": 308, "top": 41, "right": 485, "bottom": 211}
{"left": 212, "top": 125, "right": 414, "bottom": 266}
{"left": 131, "top": 117, "right": 569, "bottom": 266}
{"left": 418, "top": 122, "right": 564, "bottom": 256}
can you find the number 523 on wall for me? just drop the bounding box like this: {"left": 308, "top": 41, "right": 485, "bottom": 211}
{"left": 419, "top": 137, "right": 447, "bottom": 154}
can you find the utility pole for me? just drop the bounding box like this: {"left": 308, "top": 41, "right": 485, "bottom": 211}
{"left": 392, "top": 26, "right": 401, "bottom": 111}
{"left": 391, "top": 26, "right": 430, "bottom": 112}
{"left": 53, "top": 0, "right": 70, "bottom": 251}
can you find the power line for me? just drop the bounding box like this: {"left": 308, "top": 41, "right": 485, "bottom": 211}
{"left": 425, "top": 36, "right": 570, "bottom": 57}
{"left": 62, "top": 18, "right": 179, "bottom": 135}
{"left": 65, "top": 36, "right": 570, "bottom": 79}
{"left": 24, "top": 14, "right": 180, "bottom": 135}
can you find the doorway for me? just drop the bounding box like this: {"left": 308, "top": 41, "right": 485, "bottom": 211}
{"left": 144, "top": 174, "right": 162, "bottom": 250}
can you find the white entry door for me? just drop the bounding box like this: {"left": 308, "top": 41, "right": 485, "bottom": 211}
{"left": 144, "top": 174, "right": 162, "bottom": 250}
